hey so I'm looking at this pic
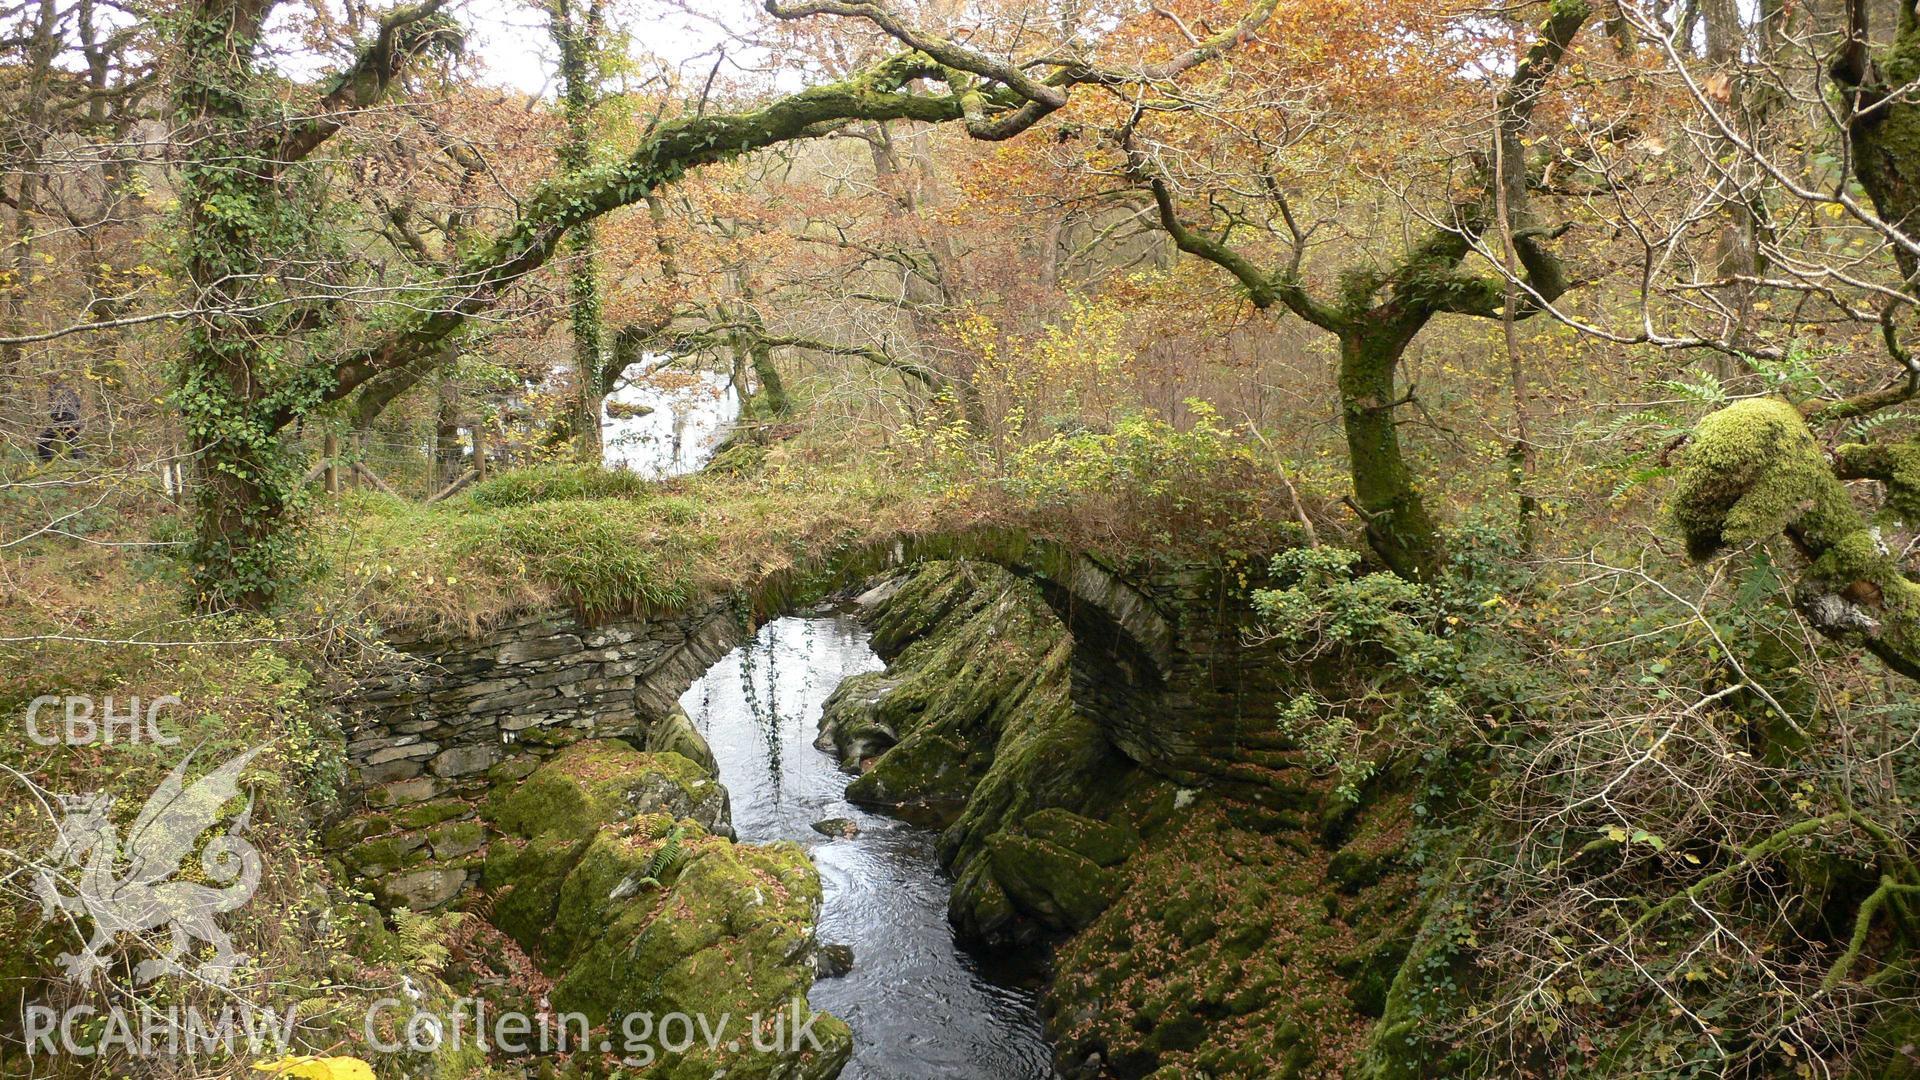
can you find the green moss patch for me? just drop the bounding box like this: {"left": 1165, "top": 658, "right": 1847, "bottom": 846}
{"left": 484, "top": 739, "right": 728, "bottom": 840}
{"left": 477, "top": 741, "right": 847, "bottom": 1078}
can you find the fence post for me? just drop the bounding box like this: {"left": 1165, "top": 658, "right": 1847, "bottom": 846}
{"left": 322, "top": 433, "right": 339, "bottom": 494}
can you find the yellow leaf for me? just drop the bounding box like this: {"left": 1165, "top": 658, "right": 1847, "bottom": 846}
{"left": 254, "top": 1057, "right": 376, "bottom": 1080}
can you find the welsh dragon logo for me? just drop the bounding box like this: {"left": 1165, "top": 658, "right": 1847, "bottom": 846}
{"left": 30, "top": 746, "right": 265, "bottom": 986}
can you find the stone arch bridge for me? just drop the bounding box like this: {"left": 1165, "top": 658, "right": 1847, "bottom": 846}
{"left": 338, "top": 526, "right": 1294, "bottom": 907}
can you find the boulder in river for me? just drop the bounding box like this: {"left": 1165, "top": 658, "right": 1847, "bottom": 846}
{"left": 815, "top": 942, "right": 854, "bottom": 979}
{"left": 811, "top": 817, "right": 860, "bottom": 838}
{"left": 481, "top": 739, "right": 851, "bottom": 1079}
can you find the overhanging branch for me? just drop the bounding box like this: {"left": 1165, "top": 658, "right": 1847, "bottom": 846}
{"left": 284, "top": 51, "right": 975, "bottom": 428}
{"left": 276, "top": 0, "right": 463, "bottom": 166}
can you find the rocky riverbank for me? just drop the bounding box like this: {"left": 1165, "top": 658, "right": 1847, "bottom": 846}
{"left": 815, "top": 560, "right": 1430, "bottom": 1077}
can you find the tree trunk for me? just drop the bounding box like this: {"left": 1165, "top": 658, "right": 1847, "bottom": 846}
{"left": 435, "top": 374, "right": 463, "bottom": 487}
{"left": 176, "top": 0, "right": 296, "bottom": 610}
{"left": 568, "top": 223, "right": 606, "bottom": 464}
{"left": 1843, "top": 1, "right": 1920, "bottom": 282}
{"left": 1338, "top": 322, "right": 1446, "bottom": 581}
{"left": 552, "top": 0, "right": 606, "bottom": 464}
{"left": 747, "top": 336, "right": 789, "bottom": 420}
{"left": 1495, "top": 116, "right": 1537, "bottom": 552}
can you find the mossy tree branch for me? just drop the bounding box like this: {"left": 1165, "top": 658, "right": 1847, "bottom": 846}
{"left": 329, "top": 2, "right": 1282, "bottom": 436}
{"left": 1674, "top": 397, "right": 1920, "bottom": 682}
{"left": 1144, "top": 176, "right": 1344, "bottom": 331}
{"left": 276, "top": 0, "right": 463, "bottom": 166}
{"left": 282, "top": 52, "right": 995, "bottom": 429}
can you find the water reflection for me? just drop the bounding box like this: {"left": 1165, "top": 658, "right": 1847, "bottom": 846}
{"left": 681, "top": 614, "right": 1058, "bottom": 1079}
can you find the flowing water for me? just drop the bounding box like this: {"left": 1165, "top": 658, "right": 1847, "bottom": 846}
{"left": 600, "top": 357, "right": 740, "bottom": 478}
{"left": 679, "top": 614, "right": 1059, "bottom": 1079}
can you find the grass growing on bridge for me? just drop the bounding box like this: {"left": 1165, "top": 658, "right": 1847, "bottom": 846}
{"left": 311, "top": 414, "right": 1318, "bottom": 636}
{"left": 313, "top": 468, "right": 965, "bottom": 633}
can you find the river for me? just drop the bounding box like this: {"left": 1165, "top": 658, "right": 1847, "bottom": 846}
{"left": 600, "top": 358, "right": 739, "bottom": 477}
{"left": 679, "top": 613, "right": 1058, "bottom": 1079}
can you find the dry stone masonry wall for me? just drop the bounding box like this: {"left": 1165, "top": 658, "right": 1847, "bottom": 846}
{"left": 333, "top": 597, "right": 746, "bottom": 907}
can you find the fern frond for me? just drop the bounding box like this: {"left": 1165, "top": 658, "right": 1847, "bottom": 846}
{"left": 1610, "top": 465, "right": 1673, "bottom": 500}
{"left": 637, "top": 825, "right": 690, "bottom": 888}
{"left": 1847, "top": 409, "right": 1920, "bottom": 440}
{"left": 1659, "top": 370, "right": 1728, "bottom": 407}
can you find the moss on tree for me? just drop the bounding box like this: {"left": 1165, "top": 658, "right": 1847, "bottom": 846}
{"left": 1674, "top": 397, "right": 1920, "bottom": 681}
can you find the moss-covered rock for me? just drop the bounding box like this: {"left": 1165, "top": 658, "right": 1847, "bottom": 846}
{"left": 816, "top": 671, "right": 904, "bottom": 768}
{"left": 426, "top": 819, "right": 486, "bottom": 859}
{"left": 949, "top": 854, "right": 1021, "bottom": 943}
{"left": 345, "top": 831, "right": 428, "bottom": 876}
{"left": 485, "top": 738, "right": 732, "bottom": 840}
{"left": 323, "top": 811, "right": 392, "bottom": 848}
{"left": 1354, "top": 820, "right": 1481, "bottom": 1080}
{"left": 941, "top": 696, "right": 1143, "bottom": 945}
{"left": 832, "top": 561, "right": 1079, "bottom": 813}
{"left": 378, "top": 867, "right": 470, "bottom": 910}
{"left": 646, "top": 703, "right": 719, "bottom": 776}
{"left": 478, "top": 741, "right": 847, "bottom": 1079}
{"left": 986, "top": 833, "right": 1121, "bottom": 931}
{"left": 546, "top": 820, "right": 852, "bottom": 1078}
{"left": 552, "top": 825, "right": 817, "bottom": 1006}
{"left": 392, "top": 798, "right": 474, "bottom": 830}
{"left": 832, "top": 561, "right": 1150, "bottom": 947}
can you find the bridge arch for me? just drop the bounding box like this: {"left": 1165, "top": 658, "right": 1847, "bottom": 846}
{"left": 337, "top": 524, "right": 1286, "bottom": 907}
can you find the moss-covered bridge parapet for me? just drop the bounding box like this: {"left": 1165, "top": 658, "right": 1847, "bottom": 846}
{"left": 336, "top": 523, "right": 1293, "bottom": 906}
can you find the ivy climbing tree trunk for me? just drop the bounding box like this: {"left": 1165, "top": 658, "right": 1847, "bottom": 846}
{"left": 171, "top": 0, "right": 457, "bottom": 608}
{"left": 551, "top": 0, "right": 606, "bottom": 464}
{"left": 174, "top": 0, "right": 293, "bottom": 608}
